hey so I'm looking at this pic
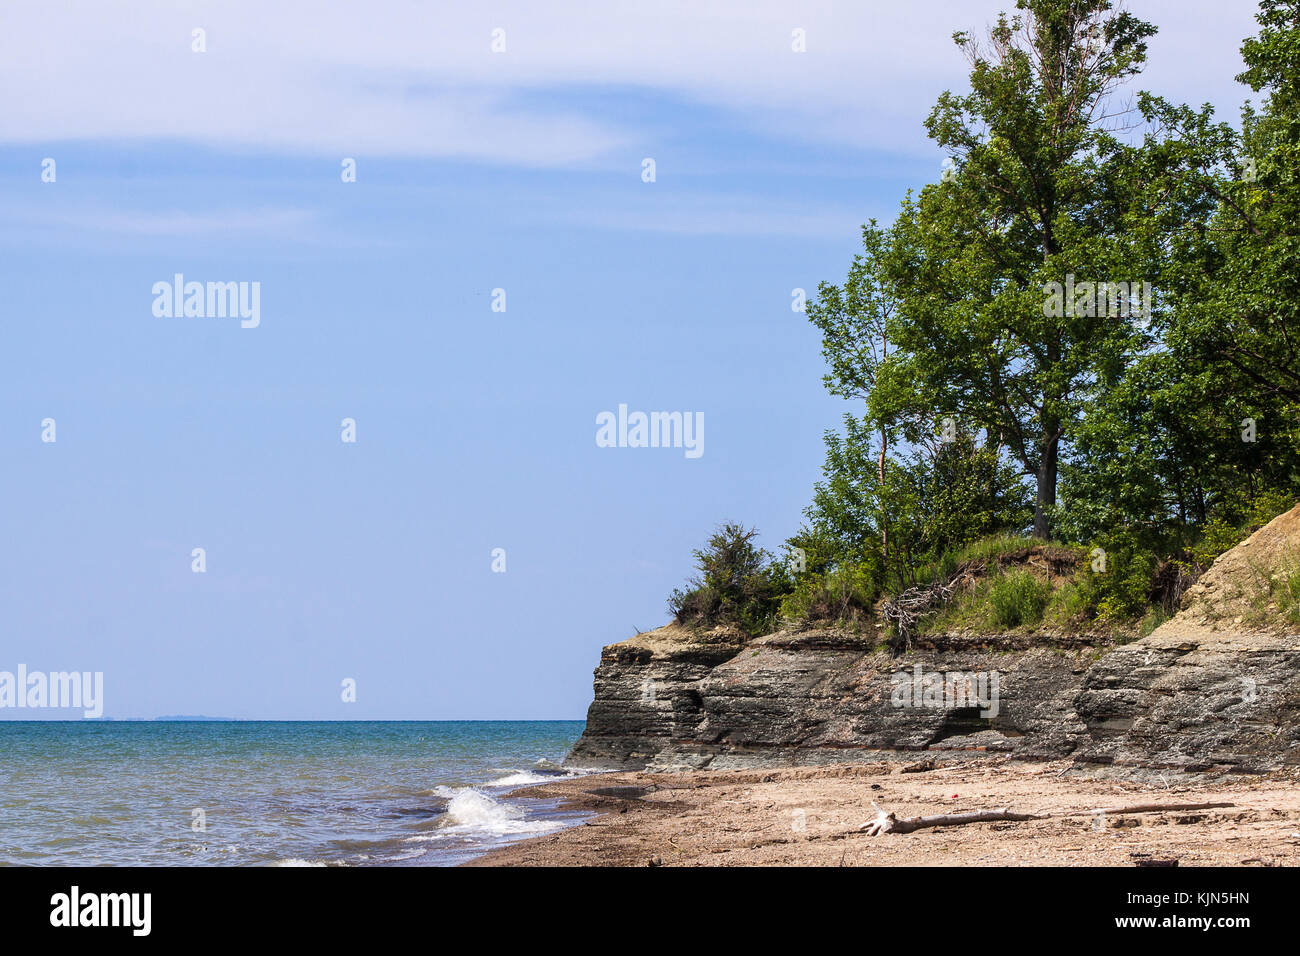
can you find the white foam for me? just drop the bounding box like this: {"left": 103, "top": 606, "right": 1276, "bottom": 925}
{"left": 433, "top": 788, "right": 564, "bottom": 837}
{"left": 485, "top": 770, "right": 553, "bottom": 786}
{"left": 270, "top": 857, "right": 328, "bottom": 867}
{"left": 485, "top": 766, "right": 600, "bottom": 787}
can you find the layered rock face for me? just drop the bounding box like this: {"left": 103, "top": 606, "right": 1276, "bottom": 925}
{"left": 566, "top": 625, "right": 1096, "bottom": 770}
{"left": 565, "top": 626, "right": 745, "bottom": 769}
{"left": 567, "top": 622, "right": 1300, "bottom": 772}
{"left": 568, "top": 508, "right": 1300, "bottom": 773}
{"left": 1075, "top": 630, "right": 1300, "bottom": 772}
{"left": 1072, "top": 508, "right": 1300, "bottom": 772}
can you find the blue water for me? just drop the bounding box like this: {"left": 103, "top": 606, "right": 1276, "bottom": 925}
{"left": 0, "top": 721, "right": 591, "bottom": 866}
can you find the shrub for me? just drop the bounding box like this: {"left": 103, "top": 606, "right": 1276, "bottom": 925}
{"left": 668, "top": 524, "right": 792, "bottom": 636}
{"left": 1072, "top": 531, "right": 1162, "bottom": 622}
{"left": 1190, "top": 517, "right": 1247, "bottom": 569}
{"left": 988, "top": 569, "right": 1049, "bottom": 628}
{"left": 779, "top": 562, "right": 878, "bottom": 623}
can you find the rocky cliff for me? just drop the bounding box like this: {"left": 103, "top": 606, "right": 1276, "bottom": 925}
{"left": 567, "top": 510, "right": 1300, "bottom": 774}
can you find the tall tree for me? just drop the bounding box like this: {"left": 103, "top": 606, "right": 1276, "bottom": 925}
{"left": 1072, "top": 0, "right": 1300, "bottom": 540}
{"left": 806, "top": 221, "right": 901, "bottom": 560}
{"left": 871, "top": 0, "right": 1157, "bottom": 539}
{"left": 1167, "top": 0, "right": 1300, "bottom": 405}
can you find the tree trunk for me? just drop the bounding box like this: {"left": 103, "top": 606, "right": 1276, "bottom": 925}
{"left": 1033, "top": 428, "right": 1059, "bottom": 540}
{"left": 878, "top": 429, "right": 888, "bottom": 561}
{"left": 878, "top": 329, "right": 889, "bottom": 561}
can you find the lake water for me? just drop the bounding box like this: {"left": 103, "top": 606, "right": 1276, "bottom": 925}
{"left": 0, "top": 720, "right": 592, "bottom": 866}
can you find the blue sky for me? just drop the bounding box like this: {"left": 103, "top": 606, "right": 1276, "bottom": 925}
{"left": 0, "top": 1, "right": 1260, "bottom": 718}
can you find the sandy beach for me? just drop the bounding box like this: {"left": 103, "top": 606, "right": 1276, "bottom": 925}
{"left": 466, "top": 760, "right": 1300, "bottom": 867}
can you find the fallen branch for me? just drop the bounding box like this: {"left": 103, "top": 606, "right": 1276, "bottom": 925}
{"left": 879, "top": 581, "right": 956, "bottom": 646}
{"left": 860, "top": 802, "right": 1041, "bottom": 835}
{"left": 860, "top": 800, "right": 1236, "bottom": 836}
{"left": 1066, "top": 801, "right": 1236, "bottom": 818}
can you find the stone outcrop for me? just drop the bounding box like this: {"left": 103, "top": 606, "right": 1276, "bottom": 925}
{"left": 566, "top": 624, "right": 1099, "bottom": 770}
{"left": 567, "top": 508, "right": 1300, "bottom": 774}
{"left": 1074, "top": 629, "right": 1300, "bottom": 772}
{"left": 565, "top": 625, "right": 746, "bottom": 769}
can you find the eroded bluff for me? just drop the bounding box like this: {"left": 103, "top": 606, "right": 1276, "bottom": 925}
{"left": 565, "top": 623, "right": 1300, "bottom": 774}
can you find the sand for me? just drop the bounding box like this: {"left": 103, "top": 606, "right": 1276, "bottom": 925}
{"left": 465, "top": 760, "right": 1300, "bottom": 866}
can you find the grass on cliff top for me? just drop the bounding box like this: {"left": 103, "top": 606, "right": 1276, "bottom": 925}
{"left": 777, "top": 534, "right": 1127, "bottom": 639}
{"left": 914, "top": 535, "right": 1080, "bottom": 633}
{"left": 914, "top": 540, "right": 1154, "bottom": 639}
{"left": 921, "top": 535, "right": 1086, "bottom": 586}
{"left": 692, "top": 509, "right": 1296, "bottom": 641}
{"left": 918, "top": 567, "right": 1052, "bottom": 635}
{"left": 1239, "top": 550, "right": 1300, "bottom": 630}
{"left": 912, "top": 516, "right": 1300, "bottom": 640}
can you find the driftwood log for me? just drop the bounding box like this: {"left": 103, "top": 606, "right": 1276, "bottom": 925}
{"left": 861, "top": 804, "right": 1039, "bottom": 835}
{"left": 1064, "top": 801, "right": 1235, "bottom": 818}
{"left": 860, "top": 801, "right": 1235, "bottom": 836}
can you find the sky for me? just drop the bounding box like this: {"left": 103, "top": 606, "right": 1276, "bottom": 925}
{"left": 0, "top": 0, "right": 1264, "bottom": 719}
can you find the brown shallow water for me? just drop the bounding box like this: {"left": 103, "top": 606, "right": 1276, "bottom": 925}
{"left": 463, "top": 759, "right": 1300, "bottom": 866}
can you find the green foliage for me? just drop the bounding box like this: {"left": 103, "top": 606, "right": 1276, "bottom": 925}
{"left": 668, "top": 524, "right": 792, "bottom": 636}
{"left": 988, "top": 570, "right": 1051, "bottom": 629}
{"left": 1190, "top": 518, "right": 1251, "bottom": 569}
{"left": 1076, "top": 0, "right": 1300, "bottom": 549}
{"left": 1042, "top": 577, "right": 1092, "bottom": 628}
{"left": 805, "top": 221, "right": 899, "bottom": 408}
{"left": 807, "top": 416, "right": 1034, "bottom": 595}
{"left": 917, "top": 543, "right": 1091, "bottom": 635}
{"left": 1076, "top": 533, "right": 1161, "bottom": 621}
{"left": 1268, "top": 559, "right": 1300, "bottom": 626}
{"left": 892, "top": 435, "right": 1036, "bottom": 581}
{"left": 671, "top": 1, "right": 1300, "bottom": 639}
{"left": 1165, "top": 0, "right": 1300, "bottom": 412}
{"left": 868, "top": 0, "right": 1160, "bottom": 539}
{"left": 779, "top": 563, "right": 879, "bottom": 624}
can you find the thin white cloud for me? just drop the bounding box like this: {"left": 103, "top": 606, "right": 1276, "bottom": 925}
{"left": 40, "top": 207, "right": 318, "bottom": 237}
{"left": 0, "top": 200, "right": 386, "bottom": 251}
{"left": 0, "top": 1, "right": 1262, "bottom": 166}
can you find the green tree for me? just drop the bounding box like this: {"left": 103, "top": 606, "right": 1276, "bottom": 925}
{"left": 1195, "top": 0, "right": 1300, "bottom": 403}
{"left": 667, "top": 524, "right": 791, "bottom": 635}
{"left": 807, "top": 418, "right": 1032, "bottom": 591}
{"left": 806, "top": 220, "right": 912, "bottom": 566}
{"left": 871, "top": 0, "right": 1157, "bottom": 539}
{"left": 1058, "top": 0, "right": 1300, "bottom": 542}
